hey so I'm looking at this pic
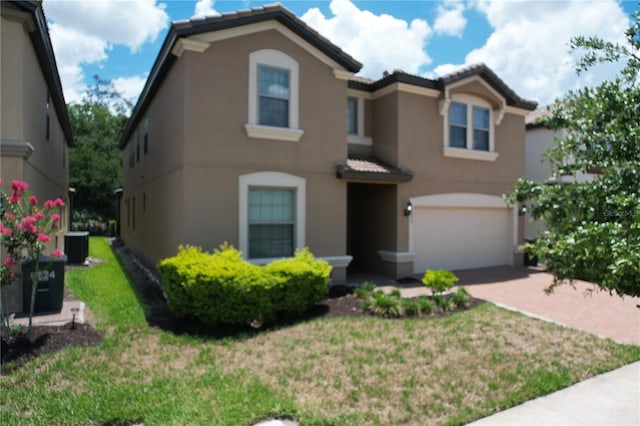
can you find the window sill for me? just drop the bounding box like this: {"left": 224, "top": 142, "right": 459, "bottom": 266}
{"left": 444, "top": 147, "right": 499, "bottom": 162}
{"left": 347, "top": 135, "right": 373, "bottom": 146}
{"left": 245, "top": 124, "right": 304, "bottom": 142}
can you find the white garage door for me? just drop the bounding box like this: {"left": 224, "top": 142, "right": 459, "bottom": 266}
{"left": 412, "top": 205, "right": 513, "bottom": 274}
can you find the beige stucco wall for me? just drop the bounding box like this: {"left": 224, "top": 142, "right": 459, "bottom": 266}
{"left": 1, "top": 8, "right": 70, "bottom": 313}
{"left": 121, "top": 28, "right": 350, "bottom": 280}
{"left": 350, "top": 89, "right": 528, "bottom": 276}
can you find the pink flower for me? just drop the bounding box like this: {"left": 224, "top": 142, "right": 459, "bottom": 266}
{"left": 29, "top": 195, "right": 38, "bottom": 206}
{"left": 4, "top": 213, "right": 15, "bottom": 221}
{"left": 43, "top": 200, "right": 56, "bottom": 209}
{"left": 34, "top": 212, "right": 45, "bottom": 221}
{"left": 0, "top": 177, "right": 3, "bottom": 185}
{"left": 37, "top": 233, "right": 50, "bottom": 243}
{"left": 0, "top": 224, "right": 11, "bottom": 236}
{"left": 11, "top": 180, "right": 28, "bottom": 193}
{"left": 8, "top": 193, "right": 20, "bottom": 204}
{"left": 51, "top": 214, "right": 60, "bottom": 223}
{"left": 4, "top": 257, "right": 14, "bottom": 268}
{"left": 51, "top": 249, "right": 63, "bottom": 258}
{"left": 54, "top": 198, "right": 65, "bottom": 207}
{"left": 18, "top": 216, "right": 37, "bottom": 233}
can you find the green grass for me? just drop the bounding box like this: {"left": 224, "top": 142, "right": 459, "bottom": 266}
{"left": 65, "top": 238, "right": 146, "bottom": 330}
{"left": 2, "top": 237, "right": 639, "bottom": 425}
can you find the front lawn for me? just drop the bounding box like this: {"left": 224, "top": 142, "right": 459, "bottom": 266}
{"left": 1, "top": 237, "right": 638, "bottom": 425}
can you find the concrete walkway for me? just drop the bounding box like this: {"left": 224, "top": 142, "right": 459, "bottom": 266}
{"left": 13, "top": 300, "right": 85, "bottom": 327}
{"left": 467, "top": 361, "right": 640, "bottom": 426}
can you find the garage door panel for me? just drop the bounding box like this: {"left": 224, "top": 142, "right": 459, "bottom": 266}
{"left": 413, "top": 207, "right": 512, "bottom": 273}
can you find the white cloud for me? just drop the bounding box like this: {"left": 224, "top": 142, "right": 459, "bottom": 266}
{"left": 113, "top": 75, "right": 147, "bottom": 106}
{"left": 193, "top": 0, "right": 219, "bottom": 18}
{"left": 43, "top": 0, "right": 169, "bottom": 104}
{"left": 301, "top": 0, "right": 432, "bottom": 79}
{"left": 433, "top": 1, "right": 467, "bottom": 37}
{"left": 434, "top": 0, "right": 629, "bottom": 106}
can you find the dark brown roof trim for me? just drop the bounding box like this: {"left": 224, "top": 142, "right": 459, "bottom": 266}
{"left": 336, "top": 157, "right": 414, "bottom": 183}
{"left": 10, "top": 1, "right": 74, "bottom": 146}
{"left": 119, "top": 3, "right": 362, "bottom": 149}
{"left": 348, "top": 64, "right": 537, "bottom": 111}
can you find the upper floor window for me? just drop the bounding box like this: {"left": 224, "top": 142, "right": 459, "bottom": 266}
{"left": 259, "top": 65, "right": 290, "bottom": 127}
{"left": 136, "top": 129, "right": 140, "bottom": 162}
{"left": 347, "top": 97, "right": 358, "bottom": 135}
{"left": 143, "top": 116, "right": 149, "bottom": 154}
{"left": 245, "top": 49, "right": 303, "bottom": 142}
{"left": 443, "top": 94, "right": 498, "bottom": 162}
{"left": 45, "top": 91, "right": 50, "bottom": 141}
{"left": 128, "top": 137, "right": 135, "bottom": 169}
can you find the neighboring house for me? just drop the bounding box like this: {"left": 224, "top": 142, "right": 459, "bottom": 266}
{"left": 525, "top": 108, "right": 595, "bottom": 238}
{"left": 1, "top": 0, "right": 74, "bottom": 311}
{"left": 119, "top": 4, "right": 536, "bottom": 284}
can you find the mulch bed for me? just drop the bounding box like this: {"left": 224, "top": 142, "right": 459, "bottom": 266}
{"left": 1, "top": 239, "right": 484, "bottom": 373}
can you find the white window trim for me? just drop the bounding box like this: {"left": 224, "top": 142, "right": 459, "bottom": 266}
{"left": 245, "top": 49, "right": 303, "bottom": 142}
{"left": 239, "top": 171, "right": 306, "bottom": 260}
{"left": 346, "top": 96, "right": 373, "bottom": 146}
{"left": 442, "top": 93, "right": 499, "bottom": 162}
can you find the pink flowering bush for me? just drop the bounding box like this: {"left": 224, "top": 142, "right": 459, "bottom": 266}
{"left": 0, "top": 178, "right": 65, "bottom": 339}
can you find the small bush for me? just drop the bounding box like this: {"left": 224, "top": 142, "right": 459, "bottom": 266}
{"left": 452, "top": 287, "right": 471, "bottom": 308}
{"left": 401, "top": 298, "right": 420, "bottom": 316}
{"left": 422, "top": 269, "right": 459, "bottom": 295}
{"left": 365, "top": 290, "right": 401, "bottom": 318}
{"left": 417, "top": 296, "right": 434, "bottom": 315}
{"left": 157, "top": 244, "right": 331, "bottom": 327}
{"left": 433, "top": 294, "right": 452, "bottom": 312}
{"left": 354, "top": 282, "right": 376, "bottom": 299}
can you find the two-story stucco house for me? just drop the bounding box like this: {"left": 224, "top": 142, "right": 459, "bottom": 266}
{"left": 1, "top": 0, "right": 74, "bottom": 310}
{"left": 119, "top": 4, "right": 536, "bottom": 284}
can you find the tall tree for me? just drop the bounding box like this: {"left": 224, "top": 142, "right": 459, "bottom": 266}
{"left": 69, "top": 76, "right": 130, "bottom": 220}
{"left": 508, "top": 10, "right": 639, "bottom": 297}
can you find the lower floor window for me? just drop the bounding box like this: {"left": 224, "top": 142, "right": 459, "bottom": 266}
{"left": 248, "top": 188, "right": 295, "bottom": 258}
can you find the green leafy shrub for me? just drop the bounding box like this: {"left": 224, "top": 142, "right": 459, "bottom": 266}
{"left": 452, "top": 287, "right": 471, "bottom": 308}
{"left": 365, "top": 290, "right": 401, "bottom": 318}
{"left": 354, "top": 282, "right": 376, "bottom": 299}
{"left": 401, "top": 298, "right": 420, "bottom": 316}
{"left": 422, "top": 269, "right": 459, "bottom": 295}
{"left": 157, "top": 244, "right": 331, "bottom": 327}
{"left": 416, "top": 296, "right": 434, "bottom": 315}
{"left": 433, "top": 294, "right": 452, "bottom": 312}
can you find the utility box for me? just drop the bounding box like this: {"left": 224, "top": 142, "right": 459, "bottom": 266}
{"left": 22, "top": 255, "right": 67, "bottom": 314}
{"left": 65, "top": 231, "right": 89, "bottom": 264}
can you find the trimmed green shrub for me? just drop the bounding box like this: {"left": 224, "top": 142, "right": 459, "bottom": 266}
{"left": 433, "top": 294, "right": 452, "bottom": 312}
{"left": 366, "top": 290, "right": 401, "bottom": 318}
{"left": 401, "top": 298, "right": 420, "bottom": 316}
{"left": 354, "top": 282, "right": 376, "bottom": 299}
{"left": 452, "top": 287, "right": 471, "bottom": 308}
{"left": 157, "top": 244, "right": 331, "bottom": 327}
{"left": 416, "top": 296, "right": 435, "bottom": 315}
{"left": 422, "top": 269, "right": 459, "bottom": 295}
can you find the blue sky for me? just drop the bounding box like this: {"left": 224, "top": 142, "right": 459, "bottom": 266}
{"left": 42, "top": 0, "right": 637, "bottom": 108}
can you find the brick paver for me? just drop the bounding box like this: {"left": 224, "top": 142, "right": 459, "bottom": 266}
{"left": 459, "top": 267, "right": 640, "bottom": 346}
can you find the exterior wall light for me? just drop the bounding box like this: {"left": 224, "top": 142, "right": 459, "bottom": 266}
{"left": 519, "top": 204, "right": 527, "bottom": 216}
{"left": 404, "top": 200, "right": 413, "bottom": 217}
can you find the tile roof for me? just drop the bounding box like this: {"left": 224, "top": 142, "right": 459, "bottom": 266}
{"left": 336, "top": 157, "right": 414, "bottom": 183}
{"left": 120, "top": 3, "right": 362, "bottom": 149}
{"left": 348, "top": 64, "right": 538, "bottom": 111}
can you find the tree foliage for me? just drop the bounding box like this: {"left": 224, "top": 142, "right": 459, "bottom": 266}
{"left": 68, "top": 76, "right": 130, "bottom": 219}
{"left": 507, "top": 10, "right": 640, "bottom": 297}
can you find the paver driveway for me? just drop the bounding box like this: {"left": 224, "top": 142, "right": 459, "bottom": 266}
{"left": 455, "top": 266, "right": 640, "bottom": 346}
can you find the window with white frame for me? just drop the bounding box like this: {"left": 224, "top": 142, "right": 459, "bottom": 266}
{"left": 347, "top": 96, "right": 358, "bottom": 135}
{"left": 245, "top": 49, "right": 303, "bottom": 142}
{"left": 258, "top": 65, "right": 290, "bottom": 127}
{"left": 444, "top": 94, "right": 498, "bottom": 161}
{"left": 239, "top": 172, "right": 306, "bottom": 261}
{"left": 248, "top": 188, "right": 295, "bottom": 258}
